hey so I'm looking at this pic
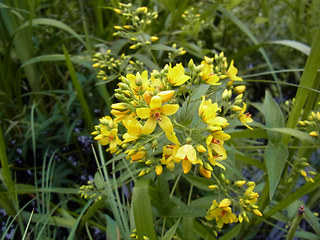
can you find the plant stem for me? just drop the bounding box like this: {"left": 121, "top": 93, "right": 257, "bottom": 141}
{"left": 286, "top": 205, "right": 304, "bottom": 240}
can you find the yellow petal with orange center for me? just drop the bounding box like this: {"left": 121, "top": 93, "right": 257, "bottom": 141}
{"left": 136, "top": 108, "right": 151, "bottom": 119}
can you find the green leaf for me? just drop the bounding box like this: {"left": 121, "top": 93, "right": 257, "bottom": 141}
{"left": 182, "top": 174, "right": 213, "bottom": 191}
{"left": 168, "top": 204, "right": 206, "bottom": 218}
{"left": 149, "top": 44, "right": 176, "bottom": 51}
{"left": 265, "top": 141, "right": 288, "bottom": 199}
{"left": 265, "top": 128, "right": 316, "bottom": 144}
{"left": 283, "top": 29, "right": 320, "bottom": 145}
{"left": 63, "top": 45, "right": 94, "bottom": 131}
{"left": 293, "top": 231, "right": 320, "bottom": 240}
{"left": 179, "top": 84, "right": 210, "bottom": 124}
{"left": 262, "top": 174, "right": 320, "bottom": 221}
{"left": 304, "top": 206, "right": 320, "bottom": 236}
{"left": 21, "top": 54, "right": 92, "bottom": 68}
{"left": 268, "top": 40, "right": 310, "bottom": 56}
{"left": 132, "top": 180, "right": 156, "bottom": 240}
{"left": 263, "top": 91, "right": 284, "bottom": 143}
{"left": 15, "top": 18, "right": 86, "bottom": 47}
{"left": 161, "top": 219, "right": 180, "bottom": 240}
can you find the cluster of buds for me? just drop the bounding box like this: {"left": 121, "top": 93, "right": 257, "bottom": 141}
{"left": 113, "top": 3, "right": 159, "bottom": 50}
{"left": 288, "top": 157, "right": 316, "bottom": 184}
{"left": 298, "top": 109, "right": 320, "bottom": 138}
{"left": 167, "top": 43, "right": 187, "bottom": 62}
{"left": 79, "top": 180, "right": 102, "bottom": 201}
{"left": 92, "top": 52, "right": 260, "bottom": 229}
{"left": 181, "top": 7, "right": 203, "bottom": 31}
{"left": 92, "top": 50, "right": 130, "bottom": 80}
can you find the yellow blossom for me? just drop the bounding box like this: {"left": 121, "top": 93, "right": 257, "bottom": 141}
{"left": 122, "top": 118, "right": 142, "bottom": 143}
{"left": 136, "top": 95, "right": 179, "bottom": 134}
{"left": 238, "top": 103, "right": 253, "bottom": 130}
{"left": 199, "top": 97, "right": 228, "bottom": 126}
{"left": 126, "top": 70, "right": 150, "bottom": 95}
{"left": 175, "top": 144, "right": 198, "bottom": 174}
{"left": 92, "top": 116, "right": 122, "bottom": 153}
{"left": 220, "top": 60, "right": 243, "bottom": 85}
{"left": 200, "top": 59, "right": 221, "bottom": 85}
{"left": 167, "top": 63, "right": 190, "bottom": 86}
{"left": 206, "top": 199, "right": 238, "bottom": 228}
{"left": 206, "top": 131, "right": 231, "bottom": 168}
{"left": 161, "top": 144, "right": 179, "bottom": 170}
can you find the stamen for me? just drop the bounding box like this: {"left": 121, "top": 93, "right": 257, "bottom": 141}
{"left": 154, "top": 112, "right": 162, "bottom": 121}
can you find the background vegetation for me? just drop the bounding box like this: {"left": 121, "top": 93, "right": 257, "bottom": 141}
{"left": 0, "top": 0, "right": 320, "bottom": 239}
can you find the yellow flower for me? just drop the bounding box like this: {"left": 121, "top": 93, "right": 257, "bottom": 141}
{"left": 199, "top": 97, "right": 228, "bottom": 126}
{"left": 150, "top": 36, "right": 159, "bottom": 42}
{"left": 238, "top": 103, "right": 253, "bottom": 130}
{"left": 126, "top": 70, "right": 150, "bottom": 95}
{"left": 111, "top": 102, "right": 133, "bottom": 122}
{"left": 200, "top": 59, "right": 221, "bottom": 85}
{"left": 206, "top": 131, "right": 230, "bottom": 165}
{"left": 161, "top": 144, "right": 180, "bottom": 170}
{"left": 240, "top": 183, "right": 260, "bottom": 207}
{"left": 175, "top": 144, "right": 198, "bottom": 174}
{"left": 220, "top": 60, "right": 243, "bottom": 85}
{"left": 92, "top": 116, "right": 122, "bottom": 153}
{"left": 167, "top": 63, "right": 190, "bottom": 86}
{"left": 206, "top": 199, "right": 238, "bottom": 229}
{"left": 122, "top": 118, "right": 142, "bottom": 143}
{"left": 136, "top": 95, "right": 179, "bottom": 135}
{"left": 199, "top": 165, "right": 211, "bottom": 178}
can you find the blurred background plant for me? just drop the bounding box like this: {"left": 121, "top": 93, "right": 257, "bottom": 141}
{"left": 0, "top": 0, "right": 320, "bottom": 239}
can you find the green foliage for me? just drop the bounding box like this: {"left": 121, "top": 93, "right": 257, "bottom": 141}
{"left": 1, "top": 0, "right": 320, "bottom": 239}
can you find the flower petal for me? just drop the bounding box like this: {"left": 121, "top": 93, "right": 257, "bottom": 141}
{"left": 158, "top": 115, "right": 174, "bottom": 133}
{"left": 160, "top": 104, "right": 179, "bottom": 116}
{"left": 150, "top": 95, "right": 162, "bottom": 109}
{"left": 136, "top": 108, "right": 151, "bottom": 119}
{"left": 141, "top": 117, "right": 157, "bottom": 135}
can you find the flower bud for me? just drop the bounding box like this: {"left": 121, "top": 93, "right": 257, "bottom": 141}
{"left": 234, "top": 85, "right": 246, "bottom": 94}
{"left": 208, "top": 185, "right": 219, "bottom": 190}
{"left": 155, "top": 165, "right": 163, "bottom": 175}
{"left": 196, "top": 144, "right": 206, "bottom": 153}
{"left": 234, "top": 180, "right": 246, "bottom": 187}
{"left": 309, "top": 131, "right": 318, "bottom": 137}
{"left": 122, "top": 90, "right": 132, "bottom": 98}
{"left": 150, "top": 36, "right": 159, "bottom": 42}
{"left": 113, "top": 8, "right": 122, "bottom": 14}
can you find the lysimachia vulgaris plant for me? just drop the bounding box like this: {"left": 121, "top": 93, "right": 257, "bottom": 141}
{"left": 91, "top": 52, "right": 262, "bottom": 231}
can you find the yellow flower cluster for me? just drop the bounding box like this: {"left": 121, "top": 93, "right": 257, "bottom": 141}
{"left": 92, "top": 53, "right": 261, "bottom": 229}
{"left": 92, "top": 54, "right": 254, "bottom": 178}
{"left": 206, "top": 180, "right": 263, "bottom": 229}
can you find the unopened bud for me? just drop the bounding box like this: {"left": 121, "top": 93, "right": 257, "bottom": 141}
{"left": 234, "top": 85, "right": 246, "bottom": 94}
{"left": 208, "top": 185, "right": 219, "bottom": 190}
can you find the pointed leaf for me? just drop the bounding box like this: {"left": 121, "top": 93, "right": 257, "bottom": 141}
{"left": 265, "top": 141, "right": 288, "bottom": 199}
{"left": 161, "top": 219, "right": 180, "bottom": 240}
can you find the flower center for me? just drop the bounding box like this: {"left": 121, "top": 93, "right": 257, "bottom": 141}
{"left": 211, "top": 138, "right": 221, "bottom": 144}
{"left": 154, "top": 111, "right": 162, "bottom": 121}
{"left": 245, "top": 113, "right": 252, "bottom": 118}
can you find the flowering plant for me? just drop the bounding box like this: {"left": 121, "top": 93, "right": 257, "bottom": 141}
{"left": 90, "top": 52, "right": 262, "bottom": 235}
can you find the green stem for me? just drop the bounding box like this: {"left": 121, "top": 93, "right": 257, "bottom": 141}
{"left": 170, "top": 173, "right": 182, "bottom": 199}
{"left": 286, "top": 205, "right": 304, "bottom": 240}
